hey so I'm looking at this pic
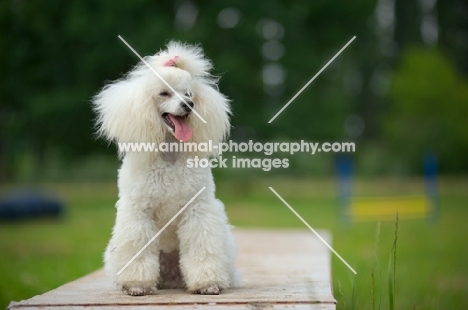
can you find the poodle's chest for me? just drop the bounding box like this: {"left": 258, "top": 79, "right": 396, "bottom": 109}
{"left": 131, "top": 165, "right": 199, "bottom": 252}
{"left": 142, "top": 163, "right": 204, "bottom": 197}
{"left": 121, "top": 156, "right": 206, "bottom": 192}
{"left": 126, "top": 159, "right": 207, "bottom": 213}
{"left": 119, "top": 156, "right": 210, "bottom": 222}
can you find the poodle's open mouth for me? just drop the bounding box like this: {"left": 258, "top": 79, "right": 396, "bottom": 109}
{"left": 162, "top": 113, "right": 193, "bottom": 142}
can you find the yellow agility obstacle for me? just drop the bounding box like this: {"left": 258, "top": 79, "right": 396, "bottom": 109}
{"left": 348, "top": 195, "right": 436, "bottom": 222}
{"left": 337, "top": 153, "right": 439, "bottom": 223}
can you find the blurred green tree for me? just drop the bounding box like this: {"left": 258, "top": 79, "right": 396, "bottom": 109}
{"left": 385, "top": 47, "right": 468, "bottom": 173}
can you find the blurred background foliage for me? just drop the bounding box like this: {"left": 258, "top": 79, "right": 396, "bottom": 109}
{"left": 0, "top": 0, "right": 467, "bottom": 182}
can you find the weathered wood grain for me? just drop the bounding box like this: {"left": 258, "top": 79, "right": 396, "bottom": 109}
{"left": 9, "top": 229, "right": 336, "bottom": 309}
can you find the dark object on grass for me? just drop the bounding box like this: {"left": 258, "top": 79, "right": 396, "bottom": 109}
{"left": 0, "top": 189, "right": 64, "bottom": 220}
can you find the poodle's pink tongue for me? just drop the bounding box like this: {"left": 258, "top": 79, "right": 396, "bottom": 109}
{"left": 168, "top": 114, "right": 193, "bottom": 142}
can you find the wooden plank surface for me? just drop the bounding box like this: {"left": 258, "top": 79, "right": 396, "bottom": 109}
{"left": 8, "top": 229, "right": 336, "bottom": 309}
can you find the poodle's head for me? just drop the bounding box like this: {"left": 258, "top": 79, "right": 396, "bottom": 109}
{"left": 93, "top": 41, "right": 230, "bottom": 156}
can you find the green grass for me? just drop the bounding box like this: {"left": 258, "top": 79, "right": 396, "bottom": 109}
{"left": 1, "top": 179, "right": 468, "bottom": 309}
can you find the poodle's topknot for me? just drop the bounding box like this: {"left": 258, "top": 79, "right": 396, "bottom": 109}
{"left": 155, "top": 41, "right": 213, "bottom": 78}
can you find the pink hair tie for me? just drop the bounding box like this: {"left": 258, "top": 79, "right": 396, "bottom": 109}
{"left": 163, "top": 56, "right": 179, "bottom": 67}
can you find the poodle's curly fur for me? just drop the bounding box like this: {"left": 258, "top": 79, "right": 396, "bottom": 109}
{"left": 93, "top": 41, "right": 240, "bottom": 296}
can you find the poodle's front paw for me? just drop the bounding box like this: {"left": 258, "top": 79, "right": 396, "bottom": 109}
{"left": 122, "top": 283, "right": 157, "bottom": 296}
{"left": 197, "top": 284, "right": 220, "bottom": 295}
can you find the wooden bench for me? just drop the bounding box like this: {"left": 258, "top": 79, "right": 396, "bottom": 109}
{"left": 8, "top": 229, "right": 336, "bottom": 309}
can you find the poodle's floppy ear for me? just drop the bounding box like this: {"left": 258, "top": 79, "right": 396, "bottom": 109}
{"left": 155, "top": 41, "right": 213, "bottom": 79}
{"left": 93, "top": 73, "right": 164, "bottom": 145}
{"left": 189, "top": 81, "right": 231, "bottom": 154}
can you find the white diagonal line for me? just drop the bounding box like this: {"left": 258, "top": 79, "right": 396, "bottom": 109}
{"left": 268, "top": 36, "right": 356, "bottom": 123}
{"left": 268, "top": 187, "right": 357, "bottom": 274}
{"left": 117, "top": 187, "right": 206, "bottom": 275}
{"left": 118, "top": 35, "right": 207, "bottom": 124}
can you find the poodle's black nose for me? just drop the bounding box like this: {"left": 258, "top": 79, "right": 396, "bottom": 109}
{"left": 182, "top": 101, "right": 194, "bottom": 112}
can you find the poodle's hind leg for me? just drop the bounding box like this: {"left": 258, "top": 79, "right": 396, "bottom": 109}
{"left": 104, "top": 205, "right": 160, "bottom": 296}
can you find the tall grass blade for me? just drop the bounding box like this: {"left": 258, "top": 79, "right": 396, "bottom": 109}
{"left": 393, "top": 213, "right": 398, "bottom": 291}
{"left": 388, "top": 246, "right": 394, "bottom": 310}
{"left": 338, "top": 280, "right": 346, "bottom": 310}
{"left": 373, "top": 221, "right": 382, "bottom": 310}
{"left": 371, "top": 268, "right": 375, "bottom": 310}
{"left": 388, "top": 213, "right": 399, "bottom": 310}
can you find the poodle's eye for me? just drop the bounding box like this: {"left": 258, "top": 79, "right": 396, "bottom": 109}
{"left": 159, "top": 91, "right": 170, "bottom": 97}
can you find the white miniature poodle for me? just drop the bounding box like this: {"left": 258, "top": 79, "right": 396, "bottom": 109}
{"left": 93, "top": 41, "right": 240, "bottom": 296}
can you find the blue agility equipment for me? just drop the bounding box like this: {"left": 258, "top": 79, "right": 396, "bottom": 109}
{"left": 336, "top": 153, "right": 439, "bottom": 222}
{"left": 0, "top": 189, "right": 64, "bottom": 221}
